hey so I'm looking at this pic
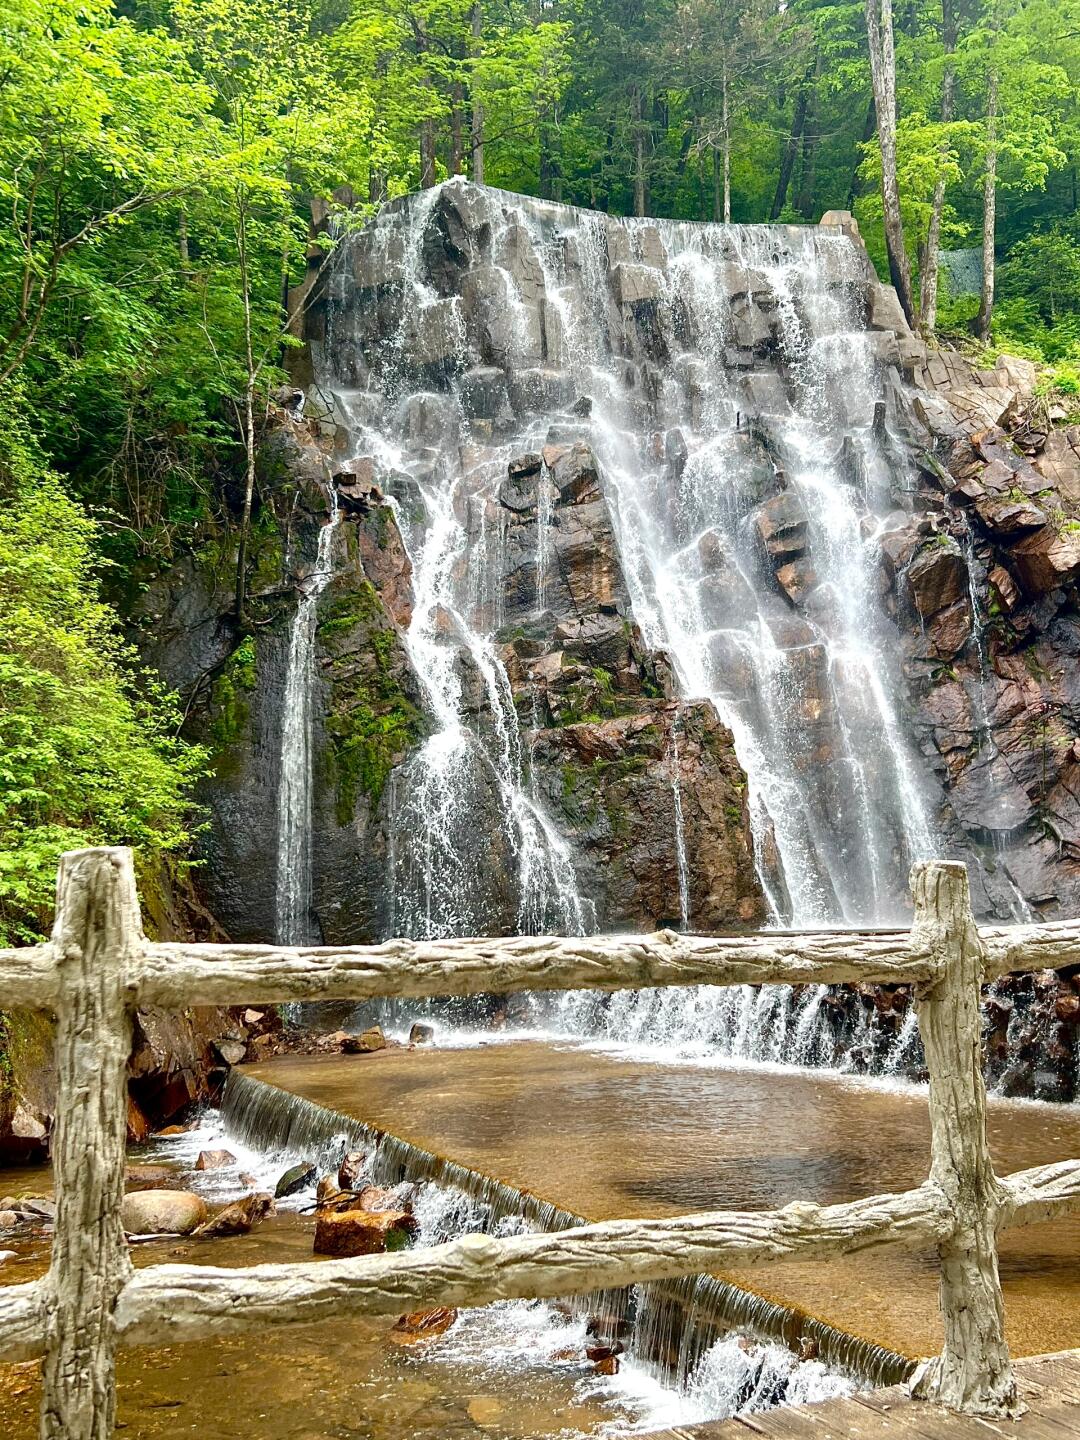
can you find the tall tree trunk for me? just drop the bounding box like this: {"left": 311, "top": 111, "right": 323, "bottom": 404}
{"left": 416, "top": 22, "right": 437, "bottom": 188}
{"left": 470, "top": 3, "right": 485, "bottom": 183}
{"left": 631, "top": 86, "right": 647, "bottom": 217}
{"left": 713, "top": 145, "right": 722, "bottom": 222}
{"left": 919, "top": 0, "right": 957, "bottom": 332}
{"left": 846, "top": 97, "right": 877, "bottom": 209}
{"left": 865, "top": 0, "right": 916, "bottom": 326}
{"left": 770, "top": 75, "right": 810, "bottom": 219}
{"left": 975, "top": 68, "right": 999, "bottom": 343}
{"left": 721, "top": 60, "right": 731, "bottom": 222}
{"left": 178, "top": 209, "right": 190, "bottom": 271}
{"left": 450, "top": 83, "right": 465, "bottom": 175}
{"left": 234, "top": 195, "right": 257, "bottom": 626}
{"left": 796, "top": 55, "right": 823, "bottom": 217}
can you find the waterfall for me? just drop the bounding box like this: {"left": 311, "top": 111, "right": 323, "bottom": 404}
{"left": 316, "top": 183, "right": 940, "bottom": 935}
{"left": 274, "top": 489, "right": 341, "bottom": 944}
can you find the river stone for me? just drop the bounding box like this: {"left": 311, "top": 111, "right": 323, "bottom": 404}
{"left": 195, "top": 1192, "right": 275, "bottom": 1238}
{"left": 389, "top": 1307, "right": 459, "bottom": 1345}
{"left": 409, "top": 1022, "right": 435, "bottom": 1047}
{"left": 343, "top": 1025, "right": 386, "bottom": 1054}
{"left": 313, "top": 1207, "right": 417, "bottom": 1257}
{"left": 338, "top": 1150, "right": 366, "bottom": 1190}
{"left": 195, "top": 1148, "right": 236, "bottom": 1171}
{"left": 275, "top": 1162, "right": 318, "bottom": 1198}
{"left": 121, "top": 1189, "right": 208, "bottom": 1236}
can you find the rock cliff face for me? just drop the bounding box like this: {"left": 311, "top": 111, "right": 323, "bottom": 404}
{"left": 890, "top": 349, "right": 1080, "bottom": 920}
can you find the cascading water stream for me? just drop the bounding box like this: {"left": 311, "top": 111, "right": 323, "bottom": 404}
{"left": 275, "top": 489, "right": 341, "bottom": 944}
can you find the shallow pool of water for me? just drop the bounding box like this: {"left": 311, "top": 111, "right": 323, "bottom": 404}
{"left": 243, "top": 1038, "right": 1080, "bottom": 1361}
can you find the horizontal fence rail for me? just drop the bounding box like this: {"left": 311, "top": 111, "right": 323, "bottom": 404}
{"left": 1, "top": 847, "right": 1079, "bottom": 1436}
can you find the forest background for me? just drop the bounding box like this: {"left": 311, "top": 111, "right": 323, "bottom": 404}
{"left": 1, "top": 0, "right": 1077, "bottom": 942}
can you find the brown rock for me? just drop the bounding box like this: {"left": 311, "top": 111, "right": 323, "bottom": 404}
{"left": 195, "top": 1149, "right": 236, "bottom": 1171}
{"left": 408, "top": 1022, "right": 435, "bottom": 1047}
{"left": 312, "top": 1208, "right": 418, "bottom": 1257}
{"left": 343, "top": 1026, "right": 386, "bottom": 1054}
{"left": 906, "top": 538, "right": 967, "bottom": 618}
{"left": 775, "top": 558, "right": 817, "bottom": 606}
{"left": 195, "top": 1192, "right": 275, "bottom": 1238}
{"left": 389, "top": 1307, "right": 459, "bottom": 1344}
{"left": 153, "top": 1122, "right": 197, "bottom": 1137}
{"left": 124, "top": 1164, "right": 181, "bottom": 1192}
{"left": 338, "top": 1150, "right": 366, "bottom": 1191}
{"left": 974, "top": 494, "right": 1046, "bottom": 535}
{"left": 593, "top": 1355, "right": 620, "bottom": 1376}
{"left": 1008, "top": 527, "right": 1080, "bottom": 597}
{"left": 121, "top": 1189, "right": 208, "bottom": 1236}
{"left": 989, "top": 564, "right": 1020, "bottom": 612}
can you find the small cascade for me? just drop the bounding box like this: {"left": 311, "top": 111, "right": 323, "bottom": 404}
{"left": 275, "top": 489, "right": 341, "bottom": 944}
{"left": 221, "top": 1072, "right": 912, "bottom": 1394}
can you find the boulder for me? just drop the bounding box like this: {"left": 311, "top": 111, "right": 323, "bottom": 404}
{"left": 544, "top": 443, "right": 602, "bottom": 505}
{"left": 507, "top": 368, "right": 575, "bottom": 417}
{"left": 312, "top": 1207, "right": 418, "bottom": 1257}
{"left": 612, "top": 263, "right": 661, "bottom": 305}
{"left": 905, "top": 538, "right": 967, "bottom": 618}
{"left": 194, "top": 1192, "right": 275, "bottom": 1238}
{"left": 389, "top": 1308, "right": 459, "bottom": 1345}
{"left": 338, "top": 1150, "right": 366, "bottom": 1191}
{"left": 343, "top": 1025, "right": 386, "bottom": 1054}
{"left": 195, "top": 1148, "right": 236, "bottom": 1171}
{"left": 121, "top": 1189, "right": 208, "bottom": 1237}
{"left": 213, "top": 1038, "right": 247, "bottom": 1067}
{"left": 775, "top": 558, "right": 817, "bottom": 606}
{"left": 408, "top": 1022, "right": 435, "bottom": 1047}
{"left": 1008, "top": 527, "right": 1080, "bottom": 598}
{"left": 974, "top": 495, "right": 1047, "bottom": 535}
{"left": 275, "top": 1162, "right": 318, "bottom": 1198}
{"left": 753, "top": 491, "right": 809, "bottom": 560}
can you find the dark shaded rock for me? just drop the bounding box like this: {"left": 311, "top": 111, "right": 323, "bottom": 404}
{"left": 409, "top": 1023, "right": 435, "bottom": 1047}
{"left": 275, "top": 1162, "right": 318, "bottom": 1198}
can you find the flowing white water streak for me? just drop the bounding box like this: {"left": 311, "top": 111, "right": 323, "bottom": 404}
{"left": 274, "top": 490, "right": 341, "bottom": 944}
{"left": 516, "top": 203, "right": 937, "bottom": 926}
{"left": 670, "top": 709, "right": 691, "bottom": 929}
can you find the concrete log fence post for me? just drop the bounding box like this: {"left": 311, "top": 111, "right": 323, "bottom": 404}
{"left": 909, "top": 859, "right": 1019, "bottom": 1417}
{"left": 41, "top": 848, "right": 140, "bottom": 1440}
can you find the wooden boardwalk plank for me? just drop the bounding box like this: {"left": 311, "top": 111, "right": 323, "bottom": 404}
{"left": 662, "top": 1350, "right": 1080, "bottom": 1440}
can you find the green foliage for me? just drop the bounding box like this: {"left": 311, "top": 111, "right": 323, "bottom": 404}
{"left": 0, "top": 403, "right": 205, "bottom": 942}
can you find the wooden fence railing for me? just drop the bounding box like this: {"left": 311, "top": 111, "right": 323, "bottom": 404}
{"left": 3, "top": 848, "right": 1080, "bottom": 1437}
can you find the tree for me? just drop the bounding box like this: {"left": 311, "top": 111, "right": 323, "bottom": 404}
{"left": 864, "top": 0, "right": 916, "bottom": 323}
{"left": 0, "top": 0, "right": 208, "bottom": 386}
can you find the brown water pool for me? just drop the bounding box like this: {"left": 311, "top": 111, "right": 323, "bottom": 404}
{"left": 244, "top": 1039, "right": 1080, "bottom": 1361}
